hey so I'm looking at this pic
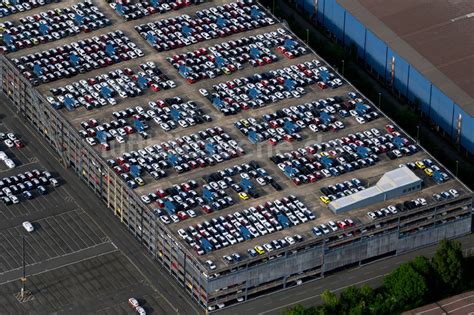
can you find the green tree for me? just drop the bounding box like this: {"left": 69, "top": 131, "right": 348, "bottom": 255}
{"left": 368, "top": 292, "right": 391, "bottom": 315}
{"left": 383, "top": 263, "right": 428, "bottom": 310}
{"left": 410, "top": 256, "right": 432, "bottom": 277}
{"left": 338, "top": 285, "right": 374, "bottom": 314}
{"left": 431, "top": 239, "right": 464, "bottom": 293}
{"left": 410, "top": 255, "right": 442, "bottom": 298}
{"left": 320, "top": 289, "right": 338, "bottom": 313}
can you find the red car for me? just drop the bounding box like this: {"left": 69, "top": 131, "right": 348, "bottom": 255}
{"left": 336, "top": 221, "right": 348, "bottom": 229}
{"left": 202, "top": 205, "right": 212, "bottom": 213}
{"left": 177, "top": 211, "right": 188, "bottom": 220}
{"left": 14, "top": 140, "right": 24, "bottom": 148}
{"left": 124, "top": 126, "right": 134, "bottom": 134}
{"left": 268, "top": 138, "right": 278, "bottom": 146}
{"left": 385, "top": 124, "right": 395, "bottom": 132}
{"left": 317, "top": 81, "right": 327, "bottom": 89}
{"left": 156, "top": 189, "right": 167, "bottom": 197}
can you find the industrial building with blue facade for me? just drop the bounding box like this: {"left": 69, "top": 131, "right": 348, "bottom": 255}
{"left": 293, "top": 0, "right": 474, "bottom": 155}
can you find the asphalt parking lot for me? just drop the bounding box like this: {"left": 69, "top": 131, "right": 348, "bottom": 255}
{"left": 0, "top": 251, "right": 166, "bottom": 314}
{"left": 0, "top": 97, "right": 187, "bottom": 314}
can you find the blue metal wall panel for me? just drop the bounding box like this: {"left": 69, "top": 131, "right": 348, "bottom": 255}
{"left": 317, "top": 0, "right": 325, "bottom": 24}
{"left": 430, "top": 86, "right": 454, "bottom": 133}
{"left": 303, "top": 0, "right": 315, "bottom": 15}
{"left": 298, "top": 0, "right": 474, "bottom": 154}
{"left": 343, "top": 13, "right": 366, "bottom": 58}
{"left": 331, "top": 1, "right": 345, "bottom": 41}
{"left": 452, "top": 105, "right": 474, "bottom": 152}
{"left": 322, "top": 0, "right": 336, "bottom": 37}
{"left": 365, "top": 30, "right": 387, "bottom": 77}
{"left": 407, "top": 67, "right": 431, "bottom": 114}
{"left": 386, "top": 48, "right": 410, "bottom": 96}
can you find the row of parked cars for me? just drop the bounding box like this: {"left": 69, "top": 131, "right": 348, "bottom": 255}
{"left": 148, "top": 162, "right": 277, "bottom": 224}
{"left": 13, "top": 30, "right": 143, "bottom": 85}
{"left": 167, "top": 29, "right": 304, "bottom": 83}
{"left": 136, "top": 1, "right": 274, "bottom": 52}
{"left": 0, "top": 150, "right": 14, "bottom": 169}
{"left": 270, "top": 128, "right": 384, "bottom": 185}
{"left": 319, "top": 178, "right": 364, "bottom": 204}
{"left": 0, "top": 0, "right": 56, "bottom": 18}
{"left": 234, "top": 96, "right": 356, "bottom": 146}
{"left": 202, "top": 160, "right": 282, "bottom": 198}
{"left": 142, "top": 97, "right": 211, "bottom": 131}
{"left": 107, "top": 127, "right": 245, "bottom": 189}
{"left": 271, "top": 124, "right": 419, "bottom": 185}
{"left": 47, "top": 62, "right": 174, "bottom": 111}
{"left": 1, "top": 132, "right": 24, "bottom": 149}
{"left": 0, "top": 169, "right": 59, "bottom": 205}
{"left": 79, "top": 113, "right": 147, "bottom": 150}
{"left": 109, "top": 0, "right": 196, "bottom": 21}
{"left": 204, "top": 61, "right": 339, "bottom": 115}
{"left": 407, "top": 159, "right": 450, "bottom": 183}
{"left": 366, "top": 185, "right": 459, "bottom": 221}
{"left": 147, "top": 179, "right": 222, "bottom": 224}
{"left": 0, "top": 0, "right": 109, "bottom": 53}
{"left": 177, "top": 195, "right": 315, "bottom": 257}
{"left": 247, "top": 233, "right": 305, "bottom": 259}
{"left": 312, "top": 218, "right": 355, "bottom": 236}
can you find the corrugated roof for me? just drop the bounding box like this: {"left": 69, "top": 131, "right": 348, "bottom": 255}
{"left": 337, "top": 0, "right": 474, "bottom": 116}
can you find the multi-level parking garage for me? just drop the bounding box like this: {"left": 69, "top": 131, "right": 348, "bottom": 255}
{"left": 0, "top": 0, "right": 472, "bottom": 311}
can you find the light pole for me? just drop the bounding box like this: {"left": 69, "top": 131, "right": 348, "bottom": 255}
{"left": 378, "top": 92, "right": 382, "bottom": 109}
{"left": 341, "top": 59, "right": 345, "bottom": 76}
{"left": 455, "top": 160, "right": 459, "bottom": 177}
{"left": 272, "top": 0, "right": 275, "bottom": 14}
{"left": 306, "top": 29, "right": 309, "bottom": 45}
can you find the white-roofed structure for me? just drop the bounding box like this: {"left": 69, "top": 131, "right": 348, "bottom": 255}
{"left": 329, "top": 166, "right": 423, "bottom": 214}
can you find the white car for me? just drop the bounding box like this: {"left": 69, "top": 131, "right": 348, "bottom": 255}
{"left": 116, "top": 136, "right": 125, "bottom": 143}
{"left": 449, "top": 189, "right": 459, "bottom": 198}
{"left": 136, "top": 306, "right": 146, "bottom": 315}
{"left": 199, "top": 89, "right": 209, "bottom": 97}
{"left": 7, "top": 133, "right": 17, "bottom": 141}
{"left": 4, "top": 139, "right": 14, "bottom": 148}
{"left": 205, "top": 260, "right": 216, "bottom": 270}
{"left": 128, "top": 297, "right": 139, "bottom": 309}
{"left": 355, "top": 116, "right": 366, "bottom": 124}
{"left": 22, "top": 221, "right": 34, "bottom": 232}
{"left": 86, "top": 137, "right": 97, "bottom": 146}
{"left": 0, "top": 151, "right": 7, "bottom": 160}
{"left": 5, "top": 159, "right": 15, "bottom": 169}
{"left": 140, "top": 195, "right": 151, "bottom": 204}
{"left": 10, "top": 195, "right": 19, "bottom": 204}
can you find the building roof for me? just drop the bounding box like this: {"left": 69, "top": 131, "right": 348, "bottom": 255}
{"left": 337, "top": 0, "right": 474, "bottom": 116}
{"left": 377, "top": 165, "right": 422, "bottom": 190}
{"left": 329, "top": 166, "right": 422, "bottom": 211}
{"left": 402, "top": 290, "right": 474, "bottom": 315}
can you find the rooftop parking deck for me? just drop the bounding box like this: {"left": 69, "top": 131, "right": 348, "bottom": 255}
{"left": 3, "top": 0, "right": 472, "bottom": 277}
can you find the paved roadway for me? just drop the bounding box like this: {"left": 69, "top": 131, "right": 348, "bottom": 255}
{"left": 220, "top": 233, "right": 474, "bottom": 315}
{"left": 0, "top": 96, "right": 200, "bottom": 314}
